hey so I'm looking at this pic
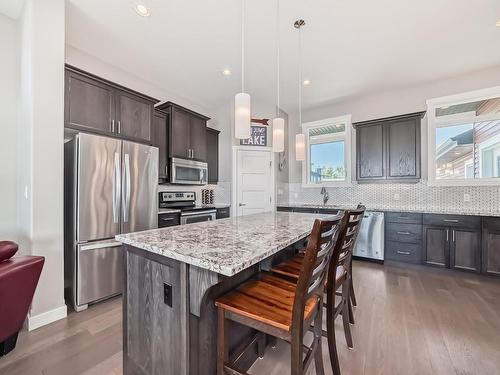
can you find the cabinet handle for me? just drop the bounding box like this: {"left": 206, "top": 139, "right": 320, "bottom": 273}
{"left": 452, "top": 230, "right": 455, "bottom": 242}
{"left": 443, "top": 219, "right": 459, "bottom": 223}
{"left": 111, "top": 119, "right": 115, "bottom": 132}
{"left": 446, "top": 229, "right": 449, "bottom": 242}
{"left": 397, "top": 231, "right": 411, "bottom": 235}
{"left": 397, "top": 251, "right": 411, "bottom": 255}
{"left": 117, "top": 120, "right": 121, "bottom": 134}
{"left": 160, "top": 217, "right": 175, "bottom": 222}
{"left": 192, "top": 149, "right": 194, "bottom": 159}
{"left": 187, "top": 149, "right": 191, "bottom": 158}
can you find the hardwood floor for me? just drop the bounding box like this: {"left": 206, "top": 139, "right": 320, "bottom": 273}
{"left": 1, "top": 260, "right": 500, "bottom": 375}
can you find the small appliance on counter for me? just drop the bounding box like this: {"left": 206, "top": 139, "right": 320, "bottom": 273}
{"left": 159, "top": 191, "right": 216, "bottom": 225}
{"left": 201, "top": 188, "right": 215, "bottom": 205}
{"left": 353, "top": 211, "right": 385, "bottom": 262}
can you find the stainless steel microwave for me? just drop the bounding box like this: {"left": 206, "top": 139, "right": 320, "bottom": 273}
{"left": 170, "top": 157, "right": 208, "bottom": 185}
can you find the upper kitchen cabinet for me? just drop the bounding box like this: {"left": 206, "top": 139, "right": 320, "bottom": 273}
{"left": 65, "top": 65, "right": 158, "bottom": 144}
{"left": 156, "top": 102, "right": 210, "bottom": 162}
{"left": 152, "top": 109, "right": 168, "bottom": 182}
{"left": 206, "top": 127, "right": 220, "bottom": 184}
{"left": 354, "top": 111, "right": 425, "bottom": 182}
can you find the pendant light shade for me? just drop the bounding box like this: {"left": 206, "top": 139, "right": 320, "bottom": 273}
{"left": 235, "top": 92, "right": 251, "bottom": 139}
{"left": 234, "top": 0, "right": 251, "bottom": 139}
{"left": 272, "top": 117, "right": 284, "bottom": 152}
{"left": 295, "top": 133, "right": 306, "bottom": 161}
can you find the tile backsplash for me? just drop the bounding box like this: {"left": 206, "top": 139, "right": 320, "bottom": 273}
{"left": 277, "top": 181, "right": 500, "bottom": 216}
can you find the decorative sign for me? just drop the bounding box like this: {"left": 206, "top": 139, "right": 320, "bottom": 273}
{"left": 240, "top": 126, "right": 267, "bottom": 146}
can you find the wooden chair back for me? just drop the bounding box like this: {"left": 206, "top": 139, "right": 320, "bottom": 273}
{"left": 291, "top": 212, "right": 348, "bottom": 330}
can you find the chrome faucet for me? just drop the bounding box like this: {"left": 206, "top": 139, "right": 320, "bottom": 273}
{"left": 320, "top": 186, "right": 329, "bottom": 206}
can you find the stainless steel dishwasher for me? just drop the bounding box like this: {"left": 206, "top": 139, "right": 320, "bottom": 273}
{"left": 354, "top": 211, "right": 385, "bottom": 262}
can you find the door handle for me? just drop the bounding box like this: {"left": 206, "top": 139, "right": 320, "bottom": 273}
{"left": 123, "top": 153, "right": 131, "bottom": 223}
{"left": 113, "top": 152, "right": 121, "bottom": 223}
{"left": 397, "top": 231, "right": 411, "bottom": 235}
{"left": 397, "top": 251, "right": 411, "bottom": 255}
{"left": 192, "top": 149, "right": 194, "bottom": 159}
{"left": 117, "top": 120, "right": 121, "bottom": 134}
{"left": 239, "top": 203, "right": 246, "bottom": 207}
{"left": 165, "top": 165, "right": 168, "bottom": 179}
{"left": 443, "top": 219, "right": 459, "bottom": 223}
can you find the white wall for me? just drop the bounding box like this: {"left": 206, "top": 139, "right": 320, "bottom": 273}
{"left": 287, "top": 65, "right": 500, "bottom": 183}
{"left": 0, "top": 14, "right": 19, "bottom": 240}
{"left": 17, "top": 0, "right": 67, "bottom": 329}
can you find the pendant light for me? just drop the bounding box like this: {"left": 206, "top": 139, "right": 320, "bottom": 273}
{"left": 295, "top": 19, "right": 306, "bottom": 161}
{"left": 234, "top": 0, "right": 251, "bottom": 139}
{"left": 272, "top": 0, "right": 284, "bottom": 153}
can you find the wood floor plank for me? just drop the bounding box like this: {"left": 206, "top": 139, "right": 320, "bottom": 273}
{"left": 1, "top": 262, "right": 500, "bottom": 375}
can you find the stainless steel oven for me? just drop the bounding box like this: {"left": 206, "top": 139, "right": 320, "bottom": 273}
{"left": 180, "top": 209, "right": 216, "bottom": 225}
{"left": 171, "top": 157, "right": 208, "bottom": 185}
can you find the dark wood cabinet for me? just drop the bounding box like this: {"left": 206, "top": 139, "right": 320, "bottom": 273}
{"left": 157, "top": 102, "right": 210, "bottom": 162}
{"left": 423, "top": 226, "right": 449, "bottom": 267}
{"left": 65, "top": 65, "right": 158, "bottom": 144}
{"left": 354, "top": 111, "right": 424, "bottom": 182}
{"left": 385, "top": 212, "right": 423, "bottom": 264}
{"left": 482, "top": 217, "right": 500, "bottom": 277}
{"left": 450, "top": 228, "right": 481, "bottom": 272}
{"left": 216, "top": 207, "right": 230, "bottom": 219}
{"left": 152, "top": 110, "right": 168, "bottom": 182}
{"left": 206, "top": 128, "right": 220, "bottom": 184}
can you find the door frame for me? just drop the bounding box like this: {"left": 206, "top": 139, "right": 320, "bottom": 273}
{"left": 232, "top": 146, "right": 275, "bottom": 217}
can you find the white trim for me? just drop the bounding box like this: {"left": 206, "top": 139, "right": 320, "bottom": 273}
{"left": 27, "top": 305, "right": 67, "bottom": 331}
{"left": 427, "top": 86, "right": 500, "bottom": 186}
{"left": 301, "top": 115, "right": 353, "bottom": 187}
{"left": 232, "top": 146, "right": 275, "bottom": 216}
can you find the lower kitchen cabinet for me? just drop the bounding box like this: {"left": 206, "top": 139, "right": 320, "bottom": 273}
{"left": 423, "top": 226, "right": 449, "bottom": 267}
{"left": 216, "top": 207, "right": 230, "bottom": 219}
{"left": 450, "top": 228, "right": 481, "bottom": 272}
{"left": 482, "top": 217, "right": 500, "bottom": 277}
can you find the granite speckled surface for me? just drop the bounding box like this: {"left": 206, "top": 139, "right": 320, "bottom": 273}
{"left": 116, "top": 212, "right": 328, "bottom": 276}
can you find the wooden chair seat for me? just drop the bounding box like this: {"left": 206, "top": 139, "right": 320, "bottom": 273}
{"left": 273, "top": 255, "right": 347, "bottom": 285}
{"left": 215, "top": 274, "right": 319, "bottom": 332}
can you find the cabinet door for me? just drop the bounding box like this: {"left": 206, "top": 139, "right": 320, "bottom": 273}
{"left": 357, "top": 124, "right": 385, "bottom": 180}
{"left": 189, "top": 115, "right": 207, "bottom": 161}
{"left": 206, "top": 128, "right": 219, "bottom": 183}
{"left": 450, "top": 228, "right": 481, "bottom": 272}
{"left": 65, "top": 70, "right": 114, "bottom": 134}
{"left": 482, "top": 218, "right": 500, "bottom": 277}
{"left": 423, "top": 226, "right": 449, "bottom": 267}
{"left": 169, "top": 107, "right": 191, "bottom": 159}
{"left": 386, "top": 118, "right": 420, "bottom": 180}
{"left": 115, "top": 91, "right": 153, "bottom": 143}
{"left": 152, "top": 111, "right": 168, "bottom": 180}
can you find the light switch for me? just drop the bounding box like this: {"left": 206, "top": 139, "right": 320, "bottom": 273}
{"left": 464, "top": 193, "right": 471, "bottom": 202}
{"left": 393, "top": 193, "right": 401, "bottom": 201}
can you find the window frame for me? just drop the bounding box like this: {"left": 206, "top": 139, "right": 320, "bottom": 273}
{"left": 426, "top": 86, "right": 500, "bottom": 186}
{"left": 301, "top": 114, "right": 353, "bottom": 188}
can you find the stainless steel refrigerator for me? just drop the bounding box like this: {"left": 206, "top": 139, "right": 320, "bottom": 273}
{"left": 64, "top": 132, "right": 158, "bottom": 311}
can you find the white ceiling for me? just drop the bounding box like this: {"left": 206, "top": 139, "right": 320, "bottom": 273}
{"left": 66, "top": 0, "right": 500, "bottom": 113}
{"left": 0, "top": 0, "right": 25, "bottom": 19}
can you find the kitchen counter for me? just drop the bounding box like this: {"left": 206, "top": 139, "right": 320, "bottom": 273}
{"left": 277, "top": 203, "right": 500, "bottom": 217}
{"left": 117, "top": 211, "right": 322, "bottom": 277}
{"left": 118, "top": 211, "right": 324, "bottom": 375}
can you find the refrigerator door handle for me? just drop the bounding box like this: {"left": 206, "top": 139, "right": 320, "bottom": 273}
{"left": 113, "top": 152, "right": 121, "bottom": 223}
{"left": 123, "top": 153, "right": 131, "bottom": 223}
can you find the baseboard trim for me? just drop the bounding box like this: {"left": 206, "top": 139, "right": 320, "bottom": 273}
{"left": 27, "top": 305, "right": 67, "bottom": 331}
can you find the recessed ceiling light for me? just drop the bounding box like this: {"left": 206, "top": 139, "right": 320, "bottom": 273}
{"left": 135, "top": 4, "right": 151, "bottom": 17}
{"left": 303, "top": 79, "right": 311, "bottom": 86}
{"left": 222, "top": 69, "right": 232, "bottom": 76}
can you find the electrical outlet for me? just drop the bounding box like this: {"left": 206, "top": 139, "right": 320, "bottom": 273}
{"left": 393, "top": 193, "right": 401, "bottom": 201}
{"left": 464, "top": 193, "right": 471, "bottom": 202}
{"left": 163, "top": 283, "right": 172, "bottom": 307}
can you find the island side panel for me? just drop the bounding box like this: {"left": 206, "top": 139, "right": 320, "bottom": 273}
{"left": 123, "top": 245, "right": 189, "bottom": 375}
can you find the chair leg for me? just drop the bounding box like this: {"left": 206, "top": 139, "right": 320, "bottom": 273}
{"left": 217, "top": 308, "right": 229, "bottom": 375}
{"left": 326, "top": 289, "right": 341, "bottom": 375}
{"left": 257, "top": 332, "right": 266, "bottom": 358}
{"left": 314, "top": 304, "right": 325, "bottom": 375}
{"left": 349, "top": 276, "right": 357, "bottom": 307}
{"left": 0, "top": 332, "right": 19, "bottom": 357}
{"left": 348, "top": 298, "right": 355, "bottom": 325}
{"left": 341, "top": 283, "right": 354, "bottom": 349}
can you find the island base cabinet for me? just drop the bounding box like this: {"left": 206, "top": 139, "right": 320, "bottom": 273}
{"left": 482, "top": 218, "right": 500, "bottom": 277}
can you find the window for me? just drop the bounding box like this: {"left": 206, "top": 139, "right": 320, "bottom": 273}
{"left": 302, "top": 115, "right": 352, "bottom": 186}
{"left": 427, "top": 87, "right": 500, "bottom": 185}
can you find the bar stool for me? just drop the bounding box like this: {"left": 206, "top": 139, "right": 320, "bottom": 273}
{"left": 215, "top": 213, "right": 348, "bottom": 375}
{"left": 271, "top": 207, "right": 365, "bottom": 375}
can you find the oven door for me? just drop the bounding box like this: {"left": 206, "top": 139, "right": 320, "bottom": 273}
{"left": 180, "top": 210, "right": 217, "bottom": 225}
{"left": 171, "top": 158, "right": 208, "bottom": 185}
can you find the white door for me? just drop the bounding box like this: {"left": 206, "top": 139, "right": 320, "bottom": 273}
{"left": 235, "top": 149, "right": 273, "bottom": 216}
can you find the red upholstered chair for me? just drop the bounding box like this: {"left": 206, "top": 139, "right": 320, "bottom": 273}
{"left": 0, "top": 241, "right": 44, "bottom": 356}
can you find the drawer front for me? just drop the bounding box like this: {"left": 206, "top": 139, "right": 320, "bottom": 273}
{"left": 158, "top": 213, "right": 180, "bottom": 227}
{"left": 385, "top": 241, "right": 422, "bottom": 264}
{"left": 216, "top": 207, "right": 230, "bottom": 219}
{"left": 386, "top": 223, "right": 422, "bottom": 243}
{"left": 423, "top": 214, "right": 480, "bottom": 229}
{"left": 386, "top": 212, "right": 422, "bottom": 224}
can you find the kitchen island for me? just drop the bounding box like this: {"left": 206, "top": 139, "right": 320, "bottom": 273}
{"left": 116, "top": 211, "right": 327, "bottom": 375}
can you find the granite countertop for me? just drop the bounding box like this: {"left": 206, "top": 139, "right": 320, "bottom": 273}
{"left": 277, "top": 204, "right": 500, "bottom": 217}
{"left": 116, "top": 212, "right": 324, "bottom": 276}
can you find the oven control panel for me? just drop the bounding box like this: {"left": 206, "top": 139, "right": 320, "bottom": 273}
{"left": 159, "top": 191, "right": 195, "bottom": 203}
